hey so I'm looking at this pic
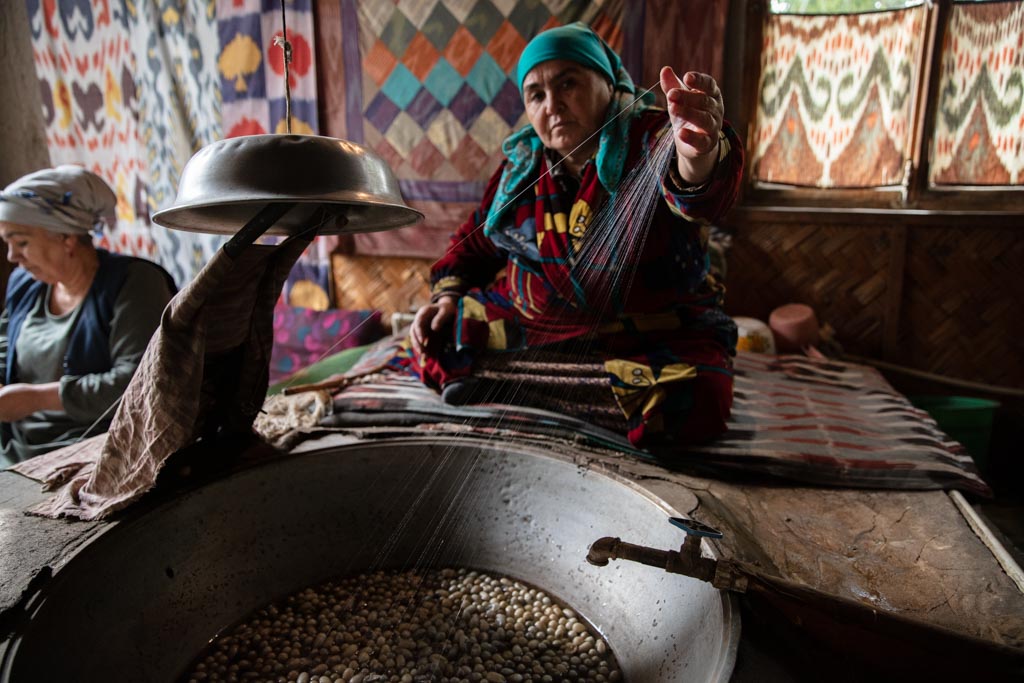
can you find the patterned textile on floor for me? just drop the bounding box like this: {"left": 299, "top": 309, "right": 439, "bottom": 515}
{"left": 323, "top": 373, "right": 637, "bottom": 454}
{"left": 269, "top": 305, "right": 384, "bottom": 383}
{"left": 10, "top": 237, "right": 311, "bottom": 520}
{"left": 326, "top": 343, "right": 991, "bottom": 495}
{"left": 688, "top": 353, "right": 989, "bottom": 494}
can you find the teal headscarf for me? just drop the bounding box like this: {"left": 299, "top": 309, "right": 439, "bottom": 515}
{"left": 485, "top": 22, "right": 654, "bottom": 234}
{"left": 515, "top": 22, "right": 617, "bottom": 94}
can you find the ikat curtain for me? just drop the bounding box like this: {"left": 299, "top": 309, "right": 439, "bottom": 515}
{"left": 133, "top": 1, "right": 224, "bottom": 287}
{"left": 26, "top": 0, "right": 161, "bottom": 259}
{"left": 24, "top": 0, "right": 325, "bottom": 298}
{"left": 750, "top": 6, "right": 925, "bottom": 188}
{"left": 929, "top": 0, "right": 1024, "bottom": 186}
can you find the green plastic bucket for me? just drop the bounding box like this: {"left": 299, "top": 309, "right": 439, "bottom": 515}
{"left": 910, "top": 396, "right": 999, "bottom": 470}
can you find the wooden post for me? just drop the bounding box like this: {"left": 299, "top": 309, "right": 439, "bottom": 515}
{"left": 0, "top": 0, "right": 50, "bottom": 303}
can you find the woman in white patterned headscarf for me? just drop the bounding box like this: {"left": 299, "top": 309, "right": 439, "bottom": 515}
{"left": 0, "top": 165, "right": 176, "bottom": 465}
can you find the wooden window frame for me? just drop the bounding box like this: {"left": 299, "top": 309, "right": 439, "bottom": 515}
{"left": 726, "top": 0, "right": 1024, "bottom": 216}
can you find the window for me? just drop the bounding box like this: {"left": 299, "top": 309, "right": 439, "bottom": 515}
{"left": 741, "top": 0, "right": 1023, "bottom": 209}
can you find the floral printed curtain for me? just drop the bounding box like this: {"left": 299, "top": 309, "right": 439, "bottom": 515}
{"left": 215, "top": 0, "right": 331, "bottom": 308}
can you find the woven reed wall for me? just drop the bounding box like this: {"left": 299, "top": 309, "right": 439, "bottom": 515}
{"left": 332, "top": 253, "right": 432, "bottom": 320}
{"left": 722, "top": 212, "right": 1024, "bottom": 389}
{"left": 900, "top": 225, "right": 1024, "bottom": 386}
{"left": 721, "top": 218, "right": 894, "bottom": 359}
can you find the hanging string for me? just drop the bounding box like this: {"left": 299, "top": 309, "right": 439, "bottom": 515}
{"left": 274, "top": 0, "right": 293, "bottom": 133}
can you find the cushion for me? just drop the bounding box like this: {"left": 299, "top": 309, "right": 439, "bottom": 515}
{"left": 269, "top": 305, "right": 384, "bottom": 384}
{"left": 266, "top": 343, "right": 372, "bottom": 395}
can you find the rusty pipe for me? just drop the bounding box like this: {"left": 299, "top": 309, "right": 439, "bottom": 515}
{"left": 587, "top": 536, "right": 719, "bottom": 584}
{"left": 587, "top": 537, "right": 671, "bottom": 568}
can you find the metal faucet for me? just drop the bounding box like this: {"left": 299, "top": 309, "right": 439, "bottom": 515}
{"left": 586, "top": 517, "right": 750, "bottom": 592}
{"left": 589, "top": 518, "right": 1024, "bottom": 679}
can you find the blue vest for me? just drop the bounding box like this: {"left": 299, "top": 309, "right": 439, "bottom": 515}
{"left": 4, "top": 249, "right": 176, "bottom": 385}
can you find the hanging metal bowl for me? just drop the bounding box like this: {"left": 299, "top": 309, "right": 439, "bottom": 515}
{"left": 151, "top": 134, "right": 423, "bottom": 236}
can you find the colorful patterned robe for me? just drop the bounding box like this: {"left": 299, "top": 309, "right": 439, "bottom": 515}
{"left": 403, "top": 109, "right": 744, "bottom": 447}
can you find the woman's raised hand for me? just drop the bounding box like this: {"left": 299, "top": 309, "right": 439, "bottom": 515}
{"left": 410, "top": 296, "right": 457, "bottom": 356}
{"left": 659, "top": 66, "right": 724, "bottom": 186}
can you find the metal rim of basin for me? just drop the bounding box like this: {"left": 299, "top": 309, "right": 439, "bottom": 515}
{"left": 0, "top": 436, "right": 740, "bottom": 682}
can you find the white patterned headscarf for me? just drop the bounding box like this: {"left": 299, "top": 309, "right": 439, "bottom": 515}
{"left": 0, "top": 165, "right": 116, "bottom": 236}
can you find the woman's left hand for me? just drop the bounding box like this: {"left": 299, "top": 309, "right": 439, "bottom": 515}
{"left": 659, "top": 66, "right": 724, "bottom": 186}
{"left": 0, "top": 382, "right": 63, "bottom": 422}
{"left": 410, "top": 296, "right": 457, "bottom": 357}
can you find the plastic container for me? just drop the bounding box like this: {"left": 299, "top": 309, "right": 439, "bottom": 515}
{"left": 910, "top": 396, "right": 1000, "bottom": 470}
{"left": 733, "top": 316, "right": 776, "bottom": 354}
{"left": 768, "top": 303, "right": 819, "bottom": 352}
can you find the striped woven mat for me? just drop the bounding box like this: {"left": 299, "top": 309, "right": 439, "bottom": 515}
{"left": 327, "top": 347, "right": 990, "bottom": 496}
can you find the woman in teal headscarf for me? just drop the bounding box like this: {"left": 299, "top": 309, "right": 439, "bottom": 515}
{"left": 405, "top": 22, "right": 744, "bottom": 448}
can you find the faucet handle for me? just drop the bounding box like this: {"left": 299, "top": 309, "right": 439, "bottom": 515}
{"left": 669, "top": 517, "right": 723, "bottom": 539}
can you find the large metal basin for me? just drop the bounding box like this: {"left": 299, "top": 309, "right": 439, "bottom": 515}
{"left": 1, "top": 438, "right": 738, "bottom": 681}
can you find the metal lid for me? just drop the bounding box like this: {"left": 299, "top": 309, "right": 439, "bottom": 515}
{"left": 151, "top": 134, "right": 423, "bottom": 236}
